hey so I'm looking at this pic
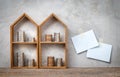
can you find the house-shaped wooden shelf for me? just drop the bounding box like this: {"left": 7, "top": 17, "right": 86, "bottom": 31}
{"left": 10, "top": 13, "right": 68, "bottom": 69}
{"left": 39, "top": 13, "right": 68, "bottom": 69}
{"left": 10, "top": 13, "right": 39, "bottom": 69}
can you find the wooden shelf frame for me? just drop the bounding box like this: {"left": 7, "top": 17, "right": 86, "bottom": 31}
{"left": 39, "top": 13, "right": 68, "bottom": 69}
{"left": 10, "top": 13, "right": 68, "bottom": 69}
{"left": 10, "top": 13, "right": 39, "bottom": 69}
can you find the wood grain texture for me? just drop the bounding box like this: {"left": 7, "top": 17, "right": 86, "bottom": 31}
{"left": 0, "top": 68, "right": 120, "bottom": 77}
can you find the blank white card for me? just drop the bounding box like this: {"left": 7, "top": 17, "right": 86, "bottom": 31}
{"left": 87, "top": 43, "right": 112, "bottom": 62}
{"left": 71, "top": 30, "right": 99, "bottom": 54}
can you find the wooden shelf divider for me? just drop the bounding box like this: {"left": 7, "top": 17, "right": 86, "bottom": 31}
{"left": 40, "top": 42, "right": 66, "bottom": 44}
{"left": 12, "top": 66, "right": 38, "bottom": 69}
{"left": 40, "top": 66, "right": 66, "bottom": 69}
{"left": 12, "top": 42, "right": 37, "bottom": 44}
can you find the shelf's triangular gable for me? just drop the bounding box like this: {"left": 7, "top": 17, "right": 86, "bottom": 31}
{"left": 10, "top": 13, "right": 38, "bottom": 28}
{"left": 40, "top": 13, "right": 67, "bottom": 28}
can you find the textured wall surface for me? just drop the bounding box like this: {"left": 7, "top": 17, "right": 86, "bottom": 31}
{"left": 0, "top": 0, "right": 120, "bottom": 67}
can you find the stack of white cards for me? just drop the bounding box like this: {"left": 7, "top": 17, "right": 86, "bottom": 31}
{"left": 71, "top": 30, "right": 112, "bottom": 62}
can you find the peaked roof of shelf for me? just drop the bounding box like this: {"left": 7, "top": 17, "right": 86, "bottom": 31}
{"left": 11, "top": 13, "right": 38, "bottom": 27}
{"left": 40, "top": 13, "right": 67, "bottom": 28}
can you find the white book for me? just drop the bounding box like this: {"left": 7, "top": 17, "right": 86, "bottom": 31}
{"left": 19, "top": 31, "right": 25, "bottom": 42}
{"left": 18, "top": 52, "right": 24, "bottom": 67}
{"left": 71, "top": 30, "right": 99, "bottom": 54}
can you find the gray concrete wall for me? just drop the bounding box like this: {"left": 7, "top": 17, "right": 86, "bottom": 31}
{"left": 0, "top": 0, "right": 120, "bottom": 67}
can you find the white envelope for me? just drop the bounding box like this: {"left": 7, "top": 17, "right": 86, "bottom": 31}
{"left": 71, "top": 30, "right": 99, "bottom": 54}
{"left": 87, "top": 43, "right": 112, "bottom": 62}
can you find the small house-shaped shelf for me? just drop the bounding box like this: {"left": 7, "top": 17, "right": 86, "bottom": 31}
{"left": 39, "top": 13, "right": 68, "bottom": 69}
{"left": 10, "top": 13, "right": 39, "bottom": 69}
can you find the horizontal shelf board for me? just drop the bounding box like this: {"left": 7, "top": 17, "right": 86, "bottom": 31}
{"left": 40, "top": 42, "right": 66, "bottom": 44}
{"left": 40, "top": 66, "right": 66, "bottom": 69}
{"left": 12, "top": 42, "right": 37, "bottom": 44}
{"left": 12, "top": 66, "right": 38, "bottom": 69}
